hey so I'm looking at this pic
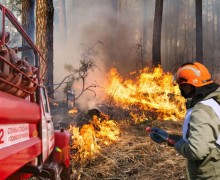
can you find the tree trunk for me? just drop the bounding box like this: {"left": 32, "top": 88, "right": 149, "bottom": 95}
{"left": 36, "top": 0, "right": 54, "bottom": 97}
{"left": 173, "top": 0, "right": 180, "bottom": 65}
{"left": 211, "top": 0, "right": 216, "bottom": 50}
{"left": 152, "top": 0, "right": 163, "bottom": 67}
{"left": 217, "top": 1, "right": 220, "bottom": 44}
{"left": 143, "top": 0, "right": 147, "bottom": 64}
{"left": 21, "top": 0, "right": 35, "bottom": 65}
{"left": 195, "top": 0, "right": 203, "bottom": 63}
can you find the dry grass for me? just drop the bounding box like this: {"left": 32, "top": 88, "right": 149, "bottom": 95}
{"left": 71, "top": 120, "right": 187, "bottom": 180}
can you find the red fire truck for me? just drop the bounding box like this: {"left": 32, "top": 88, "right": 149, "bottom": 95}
{"left": 0, "top": 4, "right": 71, "bottom": 180}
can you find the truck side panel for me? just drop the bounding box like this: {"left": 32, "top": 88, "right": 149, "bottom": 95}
{"left": 0, "top": 91, "right": 40, "bottom": 123}
{"left": 0, "top": 91, "right": 42, "bottom": 179}
{"left": 0, "top": 137, "right": 42, "bottom": 179}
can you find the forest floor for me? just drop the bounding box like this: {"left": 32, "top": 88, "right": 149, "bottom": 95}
{"left": 70, "top": 120, "right": 187, "bottom": 180}
{"left": 51, "top": 101, "right": 187, "bottom": 180}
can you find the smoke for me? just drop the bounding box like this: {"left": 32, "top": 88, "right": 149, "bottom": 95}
{"left": 69, "top": 2, "right": 137, "bottom": 72}
{"left": 53, "top": 0, "right": 154, "bottom": 109}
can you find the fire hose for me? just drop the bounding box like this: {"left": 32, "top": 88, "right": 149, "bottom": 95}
{"left": 146, "top": 127, "right": 176, "bottom": 145}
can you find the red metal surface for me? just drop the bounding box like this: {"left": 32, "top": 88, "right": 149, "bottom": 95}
{"left": 50, "top": 135, "right": 55, "bottom": 152}
{"left": 0, "top": 137, "right": 42, "bottom": 179}
{"left": 29, "top": 124, "right": 38, "bottom": 138}
{"left": 0, "top": 91, "right": 40, "bottom": 124}
{"left": 8, "top": 173, "right": 32, "bottom": 180}
{"left": 52, "top": 130, "right": 71, "bottom": 167}
{"left": 0, "top": 4, "right": 55, "bottom": 180}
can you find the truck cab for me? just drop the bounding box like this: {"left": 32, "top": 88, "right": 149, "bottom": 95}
{"left": 0, "top": 4, "right": 71, "bottom": 180}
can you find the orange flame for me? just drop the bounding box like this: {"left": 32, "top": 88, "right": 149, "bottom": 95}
{"left": 69, "top": 114, "right": 120, "bottom": 164}
{"left": 68, "top": 108, "right": 78, "bottom": 115}
{"left": 68, "top": 66, "right": 186, "bottom": 164}
{"left": 104, "top": 66, "right": 186, "bottom": 121}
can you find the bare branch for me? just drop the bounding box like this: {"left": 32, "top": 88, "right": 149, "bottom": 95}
{"left": 63, "top": 41, "right": 103, "bottom": 106}
{"left": 54, "top": 74, "right": 72, "bottom": 91}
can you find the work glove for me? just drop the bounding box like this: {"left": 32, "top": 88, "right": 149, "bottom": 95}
{"left": 174, "top": 138, "right": 186, "bottom": 153}
{"left": 149, "top": 127, "right": 169, "bottom": 143}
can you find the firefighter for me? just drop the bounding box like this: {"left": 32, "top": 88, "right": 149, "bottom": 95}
{"left": 150, "top": 62, "right": 220, "bottom": 179}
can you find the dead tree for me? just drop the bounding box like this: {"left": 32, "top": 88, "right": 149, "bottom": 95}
{"left": 130, "top": 38, "right": 148, "bottom": 70}
{"left": 196, "top": 0, "right": 203, "bottom": 63}
{"left": 63, "top": 42, "right": 101, "bottom": 107}
{"left": 152, "top": 0, "right": 164, "bottom": 67}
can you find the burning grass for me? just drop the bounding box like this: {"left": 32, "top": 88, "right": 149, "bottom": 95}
{"left": 69, "top": 113, "right": 120, "bottom": 164}
{"left": 51, "top": 65, "right": 220, "bottom": 179}
{"left": 65, "top": 66, "right": 188, "bottom": 179}
{"left": 70, "top": 120, "right": 187, "bottom": 180}
{"left": 104, "top": 67, "right": 186, "bottom": 121}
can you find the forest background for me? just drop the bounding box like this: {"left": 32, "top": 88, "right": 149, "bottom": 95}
{"left": 1, "top": 0, "right": 220, "bottom": 105}
{"left": 0, "top": 1, "right": 220, "bottom": 179}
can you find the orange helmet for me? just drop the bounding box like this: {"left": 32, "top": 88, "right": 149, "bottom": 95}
{"left": 174, "top": 62, "right": 213, "bottom": 87}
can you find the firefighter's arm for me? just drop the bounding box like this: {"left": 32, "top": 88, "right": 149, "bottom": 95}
{"left": 175, "top": 108, "right": 213, "bottom": 160}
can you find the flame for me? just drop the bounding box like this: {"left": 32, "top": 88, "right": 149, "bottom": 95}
{"left": 69, "top": 114, "right": 120, "bottom": 164}
{"left": 104, "top": 66, "right": 186, "bottom": 121}
{"left": 68, "top": 108, "right": 78, "bottom": 115}
{"left": 68, "top": 66, "right": 185, "bottom": 164}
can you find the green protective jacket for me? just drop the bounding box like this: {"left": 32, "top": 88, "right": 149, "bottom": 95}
{"left": 176, "top": 85, "right": 220, "bottom": 180}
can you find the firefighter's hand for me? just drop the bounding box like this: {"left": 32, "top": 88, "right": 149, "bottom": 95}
{"left": 149, "top": 127, "right": 168, "bottom": 143}
{"left": 174, "top": 138, "right": 185, "bottom": 153}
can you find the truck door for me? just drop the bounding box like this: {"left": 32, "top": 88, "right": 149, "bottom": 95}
{"left": 40, "top": 87, "right": 55, "bottom": 162}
